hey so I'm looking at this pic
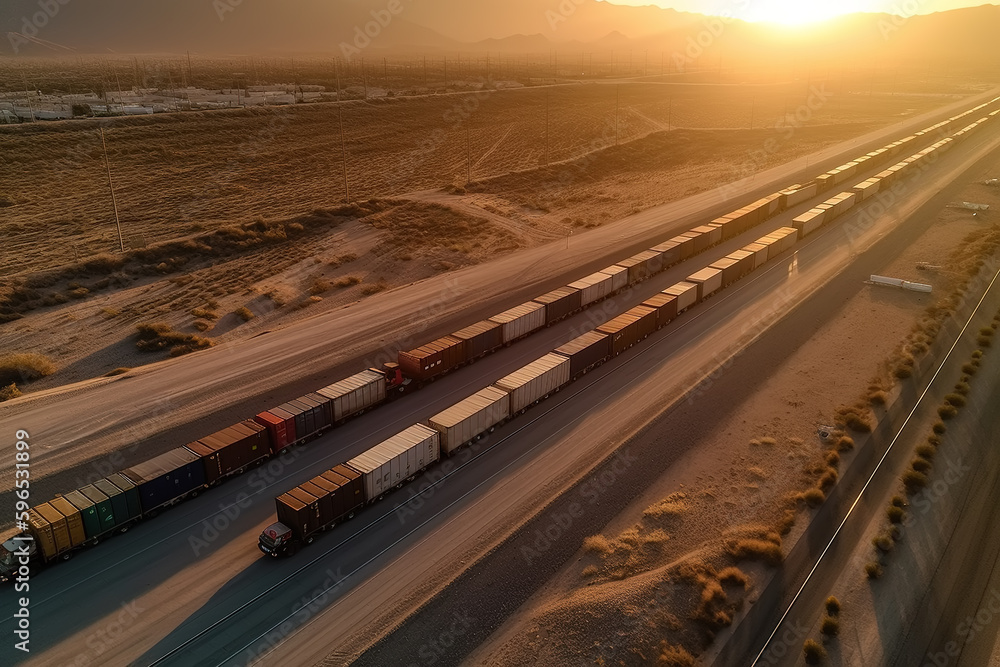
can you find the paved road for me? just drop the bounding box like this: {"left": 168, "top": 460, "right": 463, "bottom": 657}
{"left": 1, "top": 88, "right": 995, "bottom": 501}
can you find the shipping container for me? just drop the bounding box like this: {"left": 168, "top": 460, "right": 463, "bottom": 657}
{"left": 494, "top": 353, "right": 571, "bottom": 413}
{"left": 709, "top": 216, "right": 738, "bottom": 241}
{"left": 347, "top": 424, "right": 441, "bottom": 497}
{"left": 784, "top": 183, "right": 818, "bottom": 207}
{"left": 106, "top": 473, "right": 142, "bottom": 521}
{"left": 641, "top": 292, "right": 678, "bottom": 328}
{"left": 317, "top": 369, "right": 388, "bottom": 422}
{"left": 687, "top": 267, "right": 723, "bottom": 302}
{"left": 275, "top": 487, "right": 321, "bottom": 541}
{"left": 490, "top": 301, "right": 546, "bottom": 344}
{"left": 429, "top": 387, "right": 510, "bottom": 454}
{"left": 48, "top": 497, "right": 87, "bottom": 548}
{"left": 629, "top": 305, "right": 658, "bottom": 341}
{"left": 597, "top": 312, "right": 640, "bottom": 356}
{"left": 451, "top": 320, "right": 504, "bottom": 360}
{"left": 26, "top": 509, "right": 58, "bottom": 561}
{"left": 554, "top": 330, "right": 612, "bottom": 378}
{"left": 534, "top": 286, "right": 583, "bottom": 325}
{"left": 650, "top": 241, "right": 681, "bottom": 267}
{"left": 254, "top": 410, "right": 293, "bottom": 452}
{"left": 192, "top": 420, "right": 269, "bottom": 484}
{"left": 570, "top": 271, "right": 615, "bottom": 306}
{"left": 617, "top": 249, "right": 664, "bottom": 284}
{"left": 743, "top": 242, "right": 769, "bottom": 270}
{"left": 693, "top": 225, "right": 722, "bottom": 248}
{"left": 664, "top": 282, "right": 698, "bottom": 312}
{"left": 683, "top": 229, "right": 710, "bottom": 254}
{"left": 670, "top": 234, "right": 696, "bottom": 261}
{"left": 122, "top": 447, "right": 206, "bottom": 514}
{"left": 710, "top": 256, "right": 740, "bottom": 287}
{"left": 78, "top": 484, "right": 117, "bottom": 534}
{"left": 600, "top": 265, "right": 629, "bottom": 292}
{"left": 93, "top": 478, "right": 133, "bottom": 528}
{"left": 317, "top": 465, "right": 365, "bottom": 523}
{"left": 34, "top": 503, "right": 73, "bottom": 556}
{"left": 62, "top": 490, "right": 100, "bottom": 540}
{"left": 398, "top": 335, "right": 466, "bottom": 381}
{"left": 792, "top": 209, "right": 825, "bottom": 238}
{"left": 721, "top": 249, "right": 755, "bottom": 284}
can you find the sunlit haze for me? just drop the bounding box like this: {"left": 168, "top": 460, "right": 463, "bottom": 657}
{"left": 606, "top": 0, "right": 1000, "bottom": 24}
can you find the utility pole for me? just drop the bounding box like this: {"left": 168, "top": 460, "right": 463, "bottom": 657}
{"left": 20, "top": 69, "right": 35, "bottom": 123}
{"left": 362, "top": 58, "right": 368, "bottom": 100}
{"left": 545, "top": 91, "right": 550, "bottom": 166}
{"left": 466, "top": 128, "right": 472, "bottom": 184}
{"left": 100, "top": 128, "right": 125, "bottom": 253}
{"left": 186, "top": 50, "right": 193, "bottom": 87}
{"left": 335, "top": 58, "right": 341, "bottom": 102}
{"left": 615, "top": 85, "right": 620, "bottom": 145}
{"left": 667, "top": 96, "right": 671, "bottom": 131}
{"left": 338, "top": 107, "right": 350, "bottom": 202}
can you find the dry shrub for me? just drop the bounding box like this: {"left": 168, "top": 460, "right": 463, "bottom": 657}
{"left": 835, "top": 435, "right": 855, "bottom": 452}
{"left": 0, "top": 353, "right": 57, "bottom": 385}
{"left": 821, "top": 615, "right": 840, "bottom": 637}
{"left": 0, "top": 383, "right": 22, "bottom": 402}
{"left": 932, "top": 421, "right": 947, "bottom": 435}
{"left": 801, "top": 488, "right": 825, "bottom": 508}
{"left": 890, "top": 495, "right": 906, "bottom": 508}
{"left": 803, "top": 639, "right": 827, "bottom": 664}
{"left": 777, "top": 510, "right": 797, "bottom": 535}
{"left": 954, "top": 381, "right": 970, "bottom": 396}
{"left": 825, "top": 450, "right": 840, "bottom": 467}
{"left": 914, "top": 446, "right": 935, "bottom": 462}
{"left": 869, "top": 389, "right": 888, "bottom": 406}
{"left": 104, "top": 367, "right": 130, "bottom": 377}
{"left": 99, "top": 307, "right": 120, "bottom": 319}
{"left": 903, "top": 469, "right": 928, "bottom": 495}
{"left": 718, "top": 567, "right": 749, "bottom": 588}
{"left": 886, "top": 505, "right": 905, "bottom": 524}
{"left": 361, "top": 279, "right": 390, "bottom": 295}
{"left": 962, "top": 362, "right": 978, "bottom": 376}
{"left": 894, "top": 365, "right": 913, "bottom": 380}
{"left": 658, "top": 643, "right": 696, "bottom": 667}
{"left": 191, "top": 307, "right": 218, "bottom": 320}
{"left": 944, "top": 393, "right": 966, "bottom": 408}
{"left": 937, "top": 404, "right": 958, "bottom": 420}
{"left": 583, "top": 534, "right": 613, "bottom": 555}
{"left": 873, "top": 531, "right": 894, "bottom": 552}
{"left": 927, "top": 434, "right": 942, "bottom": 447}
{"left": 865, "top": 561, "right": 883, "bottom": 579}
{"left": 643, "top": 493, "right": 688, "bottom": 520}
{"left": 759, "top": 436, "right": 777, "bottom": 446}
{"left": 235, "top": 306, "right": 255, "bottom": 321}
{"left": 135, "top": 323, "right": 213, "bottom": 354}
{"left": 817, "top": 467, "right": 838, "bottom": 492}
{"left": 911, "top": 457, "right": 932, "bottom": 474}
{"left": 581, "top": 564, "right": 598, "bottom": 577}
{"left": 193, "top": 320, "right": 212, "bottom": 332}
{"left": 308, "top": 278, "right": 331, "bottom": 295}
{"left": 977, "top": 335, "right": 992, "bottom": 347}
{"left": 825, "top": 596, "right": 841, "bottom": 616}
{"left": 726, "top": 539, "right": 783, "bottom": 566}
{"left": 334, "top": 275, "right": 362, "bottom": 288}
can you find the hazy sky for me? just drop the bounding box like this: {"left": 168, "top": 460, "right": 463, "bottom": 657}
{"left": 606, "top": 0, "right": 1000, "bottom": 24}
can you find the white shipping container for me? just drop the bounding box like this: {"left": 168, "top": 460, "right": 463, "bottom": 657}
{"left": 317, "top": 369, "right": 387, "bottom": 422}
{"left": 494, "top": 353, "right": 571, "bottom": 413}
{"left": 570, "top": 272, "right": 614, "bottom": 306}
{"left": 793, "top": 209, "right": 824, "bottom": 238}
{"left": 687, "top": 267, "right": 723, "bottom": 300}
{"left": 347, "top": 424, "right": 440, "bottom": 500}
{"left": 785, "top": 183, "right": 818, "bottom": 207}
{"left": 744, "top": 242, "right": 770, "bottom": 270}
{"left": 429, "top": 386, "right": 511, "bottom": 454}
{"left": 600, "top": 265, "right": 629, "bottom": 292}
{"left": 490, "top": 301, "right": 546, "bottom": 343}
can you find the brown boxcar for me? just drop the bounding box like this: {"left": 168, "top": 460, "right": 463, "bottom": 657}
{"left": 554, "top": 330, "right": 612, "bottom": 378}
{"left": 533, "top": 286, "right": 583, "bottom": 325}
{"left": 641, "top": 292, "right": 679, "bottom": 328}
{"left": 398, "top": 335, "right": 467, "bottom": 381}
{"left": 452, "top": 320, "right": 504, "bottom": 360}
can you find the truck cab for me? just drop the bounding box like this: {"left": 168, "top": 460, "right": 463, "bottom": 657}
{"left": 374, "top": 362, "right": 410, "bottom": 394}
{"left": 258, "top": 522, "right": 294, "bottom": 557}
{"left": 0, "top": 536, "right": 35, "bottom": 582}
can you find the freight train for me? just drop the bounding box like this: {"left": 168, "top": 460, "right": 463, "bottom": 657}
{"left": 259, "top": 97, "right": 1000, "bottom": 557}
{"left": 4, "top": 97, "right": 998, "bottom": 579}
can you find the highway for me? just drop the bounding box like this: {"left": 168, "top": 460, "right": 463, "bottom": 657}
{"left": 1, "top": 86, "right": 997, "bottom": 507}
{"left": 1, "top": 94, "right": 997, "bottom": 667}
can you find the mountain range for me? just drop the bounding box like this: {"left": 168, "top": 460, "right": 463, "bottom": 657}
{"left": 1, "top": 0, "right": 999, "bottom": 66}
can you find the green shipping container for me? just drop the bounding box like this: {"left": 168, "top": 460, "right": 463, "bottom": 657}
{"left": 106, "top": 473, "right": 142, "bottom": 520}
{"left": 94, "top": 479, "right": 131, "bottom": 528}
{"left": 79, "top": 485, "right": 116, "bottom": 533}
{"left": 63, "top": 490, "right": 101, "bottom": 540}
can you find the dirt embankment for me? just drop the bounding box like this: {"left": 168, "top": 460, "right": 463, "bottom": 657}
{"left": 469, "top": 170, "right": 1000, "bottom": 666}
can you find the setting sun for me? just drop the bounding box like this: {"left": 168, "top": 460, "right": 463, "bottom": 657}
{"left": 740, "top": 0, "right": 871, "bottom": 24}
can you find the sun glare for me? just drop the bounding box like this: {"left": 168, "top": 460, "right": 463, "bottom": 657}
{"left": 739, "top": 0, "right": 867, "bottom": 25}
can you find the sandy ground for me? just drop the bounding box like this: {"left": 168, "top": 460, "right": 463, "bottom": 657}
{"left": 465, "top": 154, "right": 1000, "bottom": 666}
{"left": 1, "top": 122, "right": 896, "bottom": 393}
